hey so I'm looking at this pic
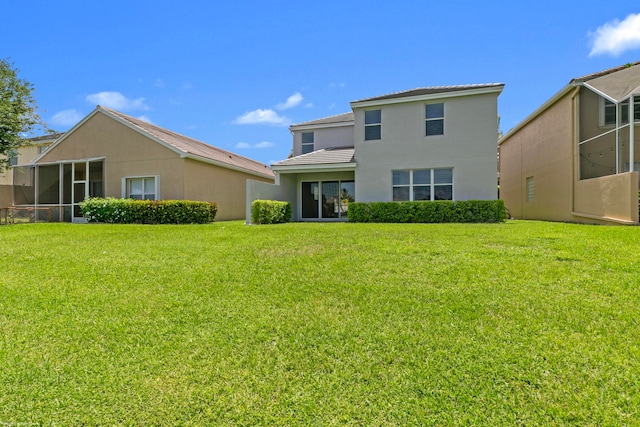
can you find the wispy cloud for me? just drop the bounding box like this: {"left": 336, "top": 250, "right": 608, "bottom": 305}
{"left": 50, "top": 109, "right": 83, "bottom": 127}
{"left": 233, "top": 109, "right": 289, "bottom": 126}
{"left": 137, "top": 115, "right": 153, "bottom": 124}
{"left": 276, "top": 92, "right": 303, "bottom": 110}
{"left": 234, "top": 141, "right": 275, "bottom": 149}
{"left": 590, "top": 13, "right": 640, "bottom": 57}
{"left": 86, "top": 91, "right": 149, "bottom": 111}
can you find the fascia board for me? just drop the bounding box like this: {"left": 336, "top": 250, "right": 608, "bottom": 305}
{"left": 30, "top": 108, "right": 102, "bottom": 164}
{"left": 182, "top": 153, "right": 275, "bottom": 180}
{"left": 290, "top": 121, "right": 355, "bottom": 132}
{"left": 350, "top": 86, "right": 505, "bottom": 109}
{"left": 500, "top": 84, "right": 576, "bottom": 145}
{"left": 271, "top": 162, "right": 356, "bottom": 173}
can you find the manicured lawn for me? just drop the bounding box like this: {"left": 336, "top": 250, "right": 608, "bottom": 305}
{"left": 0, "top": 220, "right": 639, "bottom": 425}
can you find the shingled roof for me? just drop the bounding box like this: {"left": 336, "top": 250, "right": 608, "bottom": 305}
{"left": 99, "top": 106, "right": 274, "bottom": 179}
{"left": 272, "top": 148, "right": 355, "bottom": 169}
{"left": 290, "top": 112, "right": 355, "bottom": 128}
{"left": 351, "top": 83, "right": 505, "bottom": 104}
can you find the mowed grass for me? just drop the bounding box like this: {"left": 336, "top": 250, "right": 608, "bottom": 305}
{"left": 0, "top": 220, "right": 639, "bottom": 425}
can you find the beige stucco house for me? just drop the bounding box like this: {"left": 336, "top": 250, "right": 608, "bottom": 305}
{"left": 248, "top": 84, "right": 504, "bottom": 221}
{"left": 11, "top": 106, "right": 274, "bottom": 222}
{"left": 499, "top": 62, "right": 640, "bottom": 225}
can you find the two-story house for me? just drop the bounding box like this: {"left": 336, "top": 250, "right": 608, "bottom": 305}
{"left": 499, "top": 62, "right": 640, "bottom": 225}
{"left": 247, "top": 84, "right": 504, "bottom": 222}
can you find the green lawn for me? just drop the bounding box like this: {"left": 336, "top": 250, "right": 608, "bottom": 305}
{"left": 0, "top": 220, "right": 639, "bottom": 425}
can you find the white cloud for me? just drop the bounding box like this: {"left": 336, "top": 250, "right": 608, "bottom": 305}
{"left": 234, "top": 141, "right": 275, "bottom": 149}
{"left": 276, "top": 92, "right": 303, "bottom": 110}
{"left": 233, "top": 109, "right": 289, "bottom": 126}
{"left": 590, "top": 13, "right": 640, "bottom": 57}
{"left": 254, "top": 141, "right": 275, "bottom": 148}
{"left": 50, "top": 109, "right": 83, "bottom": 127}
{"left": 137, "top": 115, "right": 153, "bottom": 124}
{"left": 304, "top": 102, "right": 314, "bottom": 109}
{"left": 85, "top": 91, "right": 149, "bottom": 111}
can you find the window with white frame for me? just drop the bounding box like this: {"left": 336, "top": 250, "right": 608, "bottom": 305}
{"left": 602, "top": 98, "right": 640, "bottom": 126}
{"left": 364, "top": 109, "right": 382, "bottom": 141}
{"left": 301, "top": 132, "right": 314, "bottom": 154}
{"left": 8, "top": 153, "right": 18, "bottom": 166}
{"left": 425, "top": 103, "right": 444, "bottom": 136}
{"left": 392, "top": 168, "right": 453, "bottom": 201}
{"left": 126, "top": 177, "right": 157, "bottom": 200}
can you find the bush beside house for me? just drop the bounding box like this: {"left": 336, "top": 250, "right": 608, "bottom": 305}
{"left": 80, "top": 198, "right": 217, "bottom": 224}
{"left": 348, "top": 200, "right": 506, "bottom": 223}
{"left": 251, "top": 200, "right": 292, "bottom": 224}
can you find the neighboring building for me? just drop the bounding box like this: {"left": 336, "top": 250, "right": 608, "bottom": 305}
{"left": 12, "top": 106, "right": 274, "bottom": 222}
{"left": 247, "top": 83, "right": 504, "bottom": 221}
{"left": 0, "top": 133, "right": 63, "bottom": 207}
{"left": 499, "top": 62, "right": 640, "bottom": 225}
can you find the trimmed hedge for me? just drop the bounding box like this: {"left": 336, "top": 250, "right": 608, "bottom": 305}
{"left": 251, "top": 200, "right": 292, "bottom": 224}
{"left": 348, "top": 200, "right": 506, "bottom": 223}
{"left": 80, "top": 198, "right": 218, "bottom": 224}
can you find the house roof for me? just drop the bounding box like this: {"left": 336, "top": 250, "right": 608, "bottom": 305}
{"left": 289, "top": 112, "right": 355, "bottom": 129}
{"left": 351, "top": 83, "right": 505, "bottom": 105}
{"left": 27, "top": 132, "right": 65, "bottom": 144}
{"left": 271, "top": 147, "right": 355, "bottom": 170}
{"left": 36, "top": 106, "right": 274, "bottom": 179}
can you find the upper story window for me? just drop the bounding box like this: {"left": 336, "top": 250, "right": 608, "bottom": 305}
{"left": 301, "top": 132, "right": 314, "bottom": 154}
{"left": 8, "top": 153, "right": 18, "bottom": 167}
{"left": 602, "top": 98, "right": 640, "bottom": 126}
{"left": 425, "top": 103, "right": 444, "bottom": 136}
{"left": 364, "top": 110, "right": 382, "bottom": 141}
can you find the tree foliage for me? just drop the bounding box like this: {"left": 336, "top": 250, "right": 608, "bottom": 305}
{"left": 0, "top": 58, "right": 46, "bottom": 172}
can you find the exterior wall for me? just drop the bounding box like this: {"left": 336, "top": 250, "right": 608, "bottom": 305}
{"left": 182, "top": 158, "right": 273, "bottom": 221}
{"left": 574, "top": 172, "right": 639, "bottom": 223}
{"left": 38, "top": 112, "right": 186, "bottom": 200}
{"left": 499, "top": 91, "right": 575, "bottom": 221}
{"left": 292, "top": 125, "right": 354, "bottom": 156}
{"left": 354, "top": 92, "right": 499, "bottom": 202}
{"left": 245, "top": 176, "right": 297, "bottom": 223}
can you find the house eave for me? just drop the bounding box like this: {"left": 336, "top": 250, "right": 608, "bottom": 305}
{"left": 351, "top": 85, "right": 505, "bottom": 109}
{"left": 290, "top": 121, "right": 355, "bottom": 132}
{"left": 500, "top": 84, "right": 577, "bottom": 145}
{"left": 271, "top": 162, "right": 357, "bottom": 174}
{"left": 182, "top": 153, "right": 274, "bottom": 180}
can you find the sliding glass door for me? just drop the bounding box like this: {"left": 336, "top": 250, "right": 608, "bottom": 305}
{"left": 301, "top": 180, "right": 354, "bottom": 220}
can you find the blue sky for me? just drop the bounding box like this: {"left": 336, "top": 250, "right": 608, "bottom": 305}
{"left": 3, "top": 1, "right": 640, "bottom": 165}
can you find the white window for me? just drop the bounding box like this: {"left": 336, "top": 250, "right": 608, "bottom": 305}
{"left": 601, "top": 97, "right": 640, "bottom": 126}
{"left": 301, "top": 132, "right": 314, "bottom": 154}
{"left": 8, "top": 153, "right": 18, "bottom": 166}
{"left": 392, "top": 168, "right": 453, "bottom": 201}
{"left": 526, "top": 176, "right": 534, "bottom": 202}
{"left": 364, "top": 110, "right": 381, "bottom": 141}
{"left": 425, "top": 103, "right": 444, "bottom": 136}
{"left": 124, "top": 177, "right": 157, "bottom": 200}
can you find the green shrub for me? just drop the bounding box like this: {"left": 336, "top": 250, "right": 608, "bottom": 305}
{"left": 251, "top": 200, "right": 292, "bottom": 224}
{"left": 348, "top": 200, "right": 505, "bottom": 223}
{"left": 80, "top": 198, "right": 217, "bottom": 224}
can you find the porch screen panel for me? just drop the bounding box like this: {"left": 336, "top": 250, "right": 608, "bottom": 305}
{"left": 12, "top": 166, "right": 35, "bottom": 205}
{"left": 62, "top": 164, "right": 72, "bottom": 204}
{"left": 38, "top": 164, "right": 60, "bottom": 204}
{"left": 89, "top": 161, "right": 104, "bottom": 198}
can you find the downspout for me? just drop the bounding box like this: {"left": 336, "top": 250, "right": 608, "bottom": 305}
{"left": 631, "top": 94, "right": 635, "bottom": 173}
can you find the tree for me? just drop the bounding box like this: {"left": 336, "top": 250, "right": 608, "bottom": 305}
{"left": 0, "top": 58, "right": 47, "bottom": 172}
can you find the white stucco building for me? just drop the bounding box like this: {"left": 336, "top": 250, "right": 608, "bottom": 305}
{"left": 247, "top": 84, "right": 504, "bottom": 222}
